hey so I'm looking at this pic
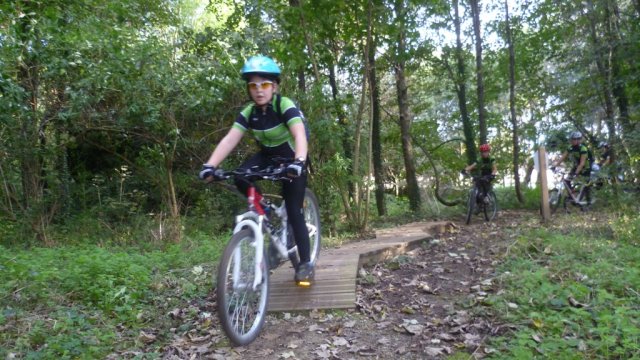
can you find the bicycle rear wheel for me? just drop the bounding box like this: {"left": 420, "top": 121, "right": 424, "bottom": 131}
{"left": 304, "top": 188, "right": 321, "bottom": 265}
{"left": 216, "top": 228, "right": 269, "bottom": 346}
{"left": 483, "top": 191, "right": 497, "bottom": 221}
{"left": 465, "top": 188, "right": 476, "bottom": 225}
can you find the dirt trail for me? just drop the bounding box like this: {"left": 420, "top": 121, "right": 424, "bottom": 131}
{"left": 158, "top": 211, "right": 534, "bottom": 360}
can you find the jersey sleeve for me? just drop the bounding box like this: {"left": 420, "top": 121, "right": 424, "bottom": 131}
{"left": 232, "top": 104, "right": 254, "bottom": 133}
{"left": 579, "top": 145, "right": 588, "bottom": 156}
{"left": 279, "top": 96, "right": 304, "bottom": 127}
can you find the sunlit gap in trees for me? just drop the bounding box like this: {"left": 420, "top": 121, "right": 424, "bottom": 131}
{"left": 420, "top": 0, "right": 524, "bottom": 57}
{"left": 187, "top": 0, "right": 236, "bottom": 31}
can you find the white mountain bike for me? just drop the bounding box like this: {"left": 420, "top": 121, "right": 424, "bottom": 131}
{"left": 548, "top": 167, "right": 594, "bottom": 213}
{"left": 212, "top": 163, "right": 321, "bottom": 346}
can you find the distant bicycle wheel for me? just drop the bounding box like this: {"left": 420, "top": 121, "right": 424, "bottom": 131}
{"left": 483, "top": 191, "right": 498, "bottom": 221}
{"left": 216, "top": 228, "right": 269, "bottom": 346}
{"left": 466, "top": 188, "right": 476, "bottom": 225}
{"left": 549, "top": 189, "right": 561, "bottom": 214}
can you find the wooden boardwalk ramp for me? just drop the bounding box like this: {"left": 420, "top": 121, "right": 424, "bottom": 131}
{"left": 267, "top": 221, "right": 453, "bottom": 312}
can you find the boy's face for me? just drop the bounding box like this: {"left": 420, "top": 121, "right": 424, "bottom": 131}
{"left": 247, "top": 75, "right": 277, "bottom": 106}
{"left": 480, "top": 150, "right": 490, "bottom": 158}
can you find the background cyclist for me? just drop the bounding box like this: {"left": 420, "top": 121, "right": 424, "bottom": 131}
{"left": 198, "top": 55, "right": 314, "bottom": 285}
{"left": 464, "top": 143, "right": 498, "bottom": 204}
{"left": 552, "top": 131, "right": 592, "bottom": 204}
{"left": 597, "top": 141, "right": 614, "bottom": 168}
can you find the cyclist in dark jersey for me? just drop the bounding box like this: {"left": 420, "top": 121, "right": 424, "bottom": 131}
{"left": 597, "top": 141, "right": 623, "bottom": 184}
{"left": 199, "top": 55, "right": 314, "bottom": 285}
{"left": 464, "top": 143, "right": 497, "bottom": 203}
{"left": 597, "top": 142, "right": 614, "bottom": 167}
{"left": 553, "top": 131, "right": 592, "bottom": 203}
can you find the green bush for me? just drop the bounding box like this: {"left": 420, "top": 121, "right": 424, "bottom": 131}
{"left": 494, "top": 185, "right": 541, "bottom": 210}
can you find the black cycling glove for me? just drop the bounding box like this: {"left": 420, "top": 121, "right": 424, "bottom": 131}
{"left": 199, "top": 165, "right": 225, "bottom": 181}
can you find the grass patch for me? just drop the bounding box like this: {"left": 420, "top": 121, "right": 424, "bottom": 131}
{"left": 0, "top": 232, "right": 227, "bottom": 359}
{"left": 483, "top": 215, "right": 640, "bottom": 359}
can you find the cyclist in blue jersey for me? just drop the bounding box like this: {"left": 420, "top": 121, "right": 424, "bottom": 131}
{"left": 199, "top": 55, "right": 314, "bottom": 284}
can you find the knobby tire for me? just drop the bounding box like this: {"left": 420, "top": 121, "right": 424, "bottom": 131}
{"left": 216, "top": 228, "right": 269, "bottom": 346}
{"left": 280, "top": 188, "right": 322, "bottom": 269}
{"left": 549, "top": 189, "right": 561, "bottom": 214}
{"left": 466, "top": 188, "right": 476, "bottom": 225}
{"left": 304, "top": 188, "right": 321, "bottom": 265}
{"left": 483, "top": 191, "right": 498, "bottom": 221}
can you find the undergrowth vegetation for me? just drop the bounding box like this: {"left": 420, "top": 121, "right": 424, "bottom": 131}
{"left": 1, "top": 190, "right": 639, "bottom": 358}
{"left": 0, "top": 235, "right": 226, "bottom": 359}
{"left": 483, "top": 212, "right": 640, "bottom": 359}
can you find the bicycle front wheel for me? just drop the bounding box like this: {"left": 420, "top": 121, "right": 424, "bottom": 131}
{"left": 465, "top": 188, "right": 476, "bottom": 225}
{"left": 483, "top": 191, "right": 497, "bottom": 221}
{"left": 303, "top": 188, "right": 321, "bottom": 265}
{"left": 216, "top": 228, "right": 269, "bottom": 346}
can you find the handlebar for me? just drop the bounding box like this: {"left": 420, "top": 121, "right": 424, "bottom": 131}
{"left": 217, "top": 166, "right": 292, "bottom": 182}
{"left": 461, "top": 171, "right": 493, "bottom": 182}
{"left": 211, "top": 158, "right": 297, "bottom": 184}
{"left": 549, "top": 167, "right": 575, "bottom": 180}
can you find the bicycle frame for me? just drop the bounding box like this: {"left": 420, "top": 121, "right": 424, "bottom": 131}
{"left": 230, "top": 183, "right": 299, "bottom": 290}
{"left": 471, "top": 176, "right": 492, "bottom": 201}
{"left": 559, "top": 176, "right": 590, "bottom": 205}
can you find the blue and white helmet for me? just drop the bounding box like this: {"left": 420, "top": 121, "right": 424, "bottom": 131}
{"left": 570, "top": 131, "right": 582, "bottom": 140}
{"left": 241, "top": 55, "right": 281, "bottom": 82}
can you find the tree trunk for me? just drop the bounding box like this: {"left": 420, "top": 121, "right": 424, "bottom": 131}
{"left": 585, "top": 0, "right": 617, "bottom": 146}
{"left": 368, "top": 4, "right": 386, "bottom": 216}
{"left": 453, "top": 0, "right": 476, "bottom": 164}
{"left": 523, "top": 157, "right": 535, "bottom": 187}
{"left": 606, "top": 0, "right": 634, "bottom": 164}
{"left": 288, "top": 0, "right": 307, "bottom": 92}
{"left": 328, "top": 59, "right": 355, "bottom": 199}
{"left": 469, "top": 0, "right": 487, "bottom": 145}
{"left": 16, "top": 6, "right": 52, "bottom": 244}
{"left": 505, "top": 0, "right": 524, "bottom": 203}
{"left": 289, "top": 0, "right": 321, "bottom": 82}
{"left": 394, "top": 0, "right": 420, "bottom": 212}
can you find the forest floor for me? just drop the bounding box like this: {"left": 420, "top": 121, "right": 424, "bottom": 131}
{"left": 152, "top": 210, "right": 537, "bottom": 360}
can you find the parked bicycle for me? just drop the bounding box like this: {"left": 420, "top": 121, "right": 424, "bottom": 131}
{"left": 548, "top": 167, "right": 594, "bottom": 213}
{"left": 211, "top": 163, "right": 321, "bottom": 346}
{"left": 462, "top": 171, "right": 497, "bottom": 225}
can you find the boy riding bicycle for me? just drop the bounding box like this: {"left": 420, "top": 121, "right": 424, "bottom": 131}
{"left": 199, "top": 55, "right": 314, "bottom": 285}
{"left": 463, "top": 143, "right": 498, "bottom": 203}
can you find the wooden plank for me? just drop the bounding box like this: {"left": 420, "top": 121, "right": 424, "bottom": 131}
{"left": 269, "top": 283, "right": 354, "bottom": 296}
{"left": 269, "top": 292, "right": 355, "bottom": 311}
{"left": 358, "top": 235, "right": 433, "bottom": 267}
{"left": 264, "top": 221, "right": 452, "bottom": 312}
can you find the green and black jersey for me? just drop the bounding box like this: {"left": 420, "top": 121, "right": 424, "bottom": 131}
{"left": 566, "top": 144, "right": 591, "bottom": 176}
{"left": 233, "top": 96, "right": 304, "bottom": 157}
{"left": 473, "top": 156, "right": 496, "bottom": 176}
